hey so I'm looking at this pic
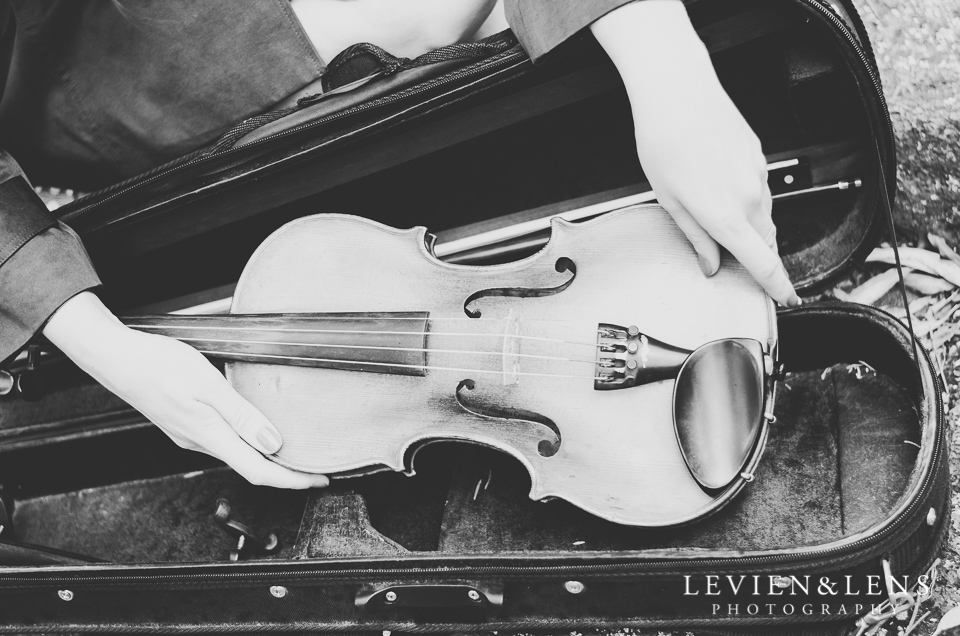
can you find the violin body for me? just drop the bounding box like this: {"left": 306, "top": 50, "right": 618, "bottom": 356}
{"left": 155, "top": 207, "right": 777, "bottom": 526}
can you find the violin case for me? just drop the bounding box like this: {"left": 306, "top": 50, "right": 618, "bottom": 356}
{"left": 0, "top": 0, "right": 949, "bottom": 633}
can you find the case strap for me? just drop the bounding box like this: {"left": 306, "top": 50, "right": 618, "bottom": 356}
{"left": 206, "top": 34, "right": 517, "bottom": 155}
{"left": 873, "top": 139, "right": 920, "bottom": 367}
{"left": 316, "top": 37, "right": 516, "bottom": 97}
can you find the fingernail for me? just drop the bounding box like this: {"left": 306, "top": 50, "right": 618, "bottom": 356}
{"left": 314, "top": 476, "right": 330, "bottom": 488}
{"left": 698, "top": 255, "right": 716, "bottom": 277}
{"left": 787, "top": 295, "right": 802, "bottom": 308}
{"left": 257, "top": 428, "right": 282, "bottom": 454}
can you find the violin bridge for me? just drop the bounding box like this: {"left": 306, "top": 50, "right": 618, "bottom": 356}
{"left": 501, "top": 312, "right": 521, "bottom": 386}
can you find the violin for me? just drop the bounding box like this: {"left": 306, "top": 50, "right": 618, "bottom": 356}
{"left": 122, "top": 206, "right": 779, "bottom": 527}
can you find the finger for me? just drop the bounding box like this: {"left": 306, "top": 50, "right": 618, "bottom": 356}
{"left": 661, "top": 198, "right": 722, "bottom": 277}
{"left": 211, "top": 428, "right": 330, "bottom": 489}
{"left": 761, "top": 222, "right": 777, "bottom": 254}
{"left": 711, "top": 218, "right": 799, "bottom": 307}
{"left": 750, "top": 184, "right": 777, "bottom": 253}
{"left": 208, "top": 384, "right": 283, "bottom": 455}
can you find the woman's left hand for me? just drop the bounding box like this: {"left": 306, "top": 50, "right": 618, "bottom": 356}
{"left": 591, "top": 0, "right": 800, "bottom": 307}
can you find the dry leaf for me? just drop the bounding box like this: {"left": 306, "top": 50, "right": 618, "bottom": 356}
{"left": 905, "top": 272, "right": 956, "bottom": 295}
{"left": 915, "top": 314, "right": 950, "bottom": 338}
{"left": 909, "top": 296, "right": 936, "bottom": 315}
{"left": 932, "top": 603, "right": 960, "bottom": 635}
{"left": 868, "top": 247, "right": 960, "bottom": 286}
{"left": 929, "top": 289, "right": 960, "bottom": 317}
{"left": 838, "top": 269, "right": 904, "bottom": 304}
{"left": 928, "top": 234, "right": 960, "bottom": 267}
{"left": 930, "top": 321, "right": 960, "bottom": 350}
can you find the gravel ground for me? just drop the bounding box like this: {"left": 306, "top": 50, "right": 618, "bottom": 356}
{"left": 864, "top": 0, "right": 960, "bottom": 249}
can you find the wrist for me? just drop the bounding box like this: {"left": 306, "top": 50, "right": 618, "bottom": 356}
{"left": 591, "top": 1, "right": 710, "bottom": 85}
{"left": 43, "top": 291, "right": 129, "bottom": 362}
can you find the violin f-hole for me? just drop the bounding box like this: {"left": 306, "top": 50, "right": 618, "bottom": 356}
{"left": 455, "top": 379, "right": 561, "bottom": 458}
{"left": 554, "top": 256, "right": 575, "bottom": 275}
{"left": 462, "top": 257, "right": 577, "bottom": 318}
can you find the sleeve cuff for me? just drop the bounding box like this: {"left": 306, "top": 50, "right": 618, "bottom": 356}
{"left": 0, "top": 224, "right": 101, "bottom": 363}
{"left": 505, "top": 0, "right": 640, "bottom": 63}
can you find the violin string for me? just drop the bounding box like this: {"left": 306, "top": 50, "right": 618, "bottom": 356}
{"left": 173, "top": 336, "right": 599, "bottom": 365}
{"left": 126, "top": 324, "right": 601, "bottom": 348}
{"left": 198, "top": 350, "right": 603, "bottom": 380}
{"left": 162, "top": 315, "right": 575, "bottom": 323}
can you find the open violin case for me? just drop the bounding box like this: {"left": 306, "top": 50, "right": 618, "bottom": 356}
{"left": 0, "top": 0, "right": 949, "bottom": 633}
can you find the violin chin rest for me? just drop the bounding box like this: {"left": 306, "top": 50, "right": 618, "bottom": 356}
{"left": 672, "top": 338, "right": 766, "bottom": 493}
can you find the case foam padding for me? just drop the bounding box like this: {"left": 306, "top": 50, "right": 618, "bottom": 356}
{"left": 294, "top": 492, "right": 406, "bottom": 558}
{"left": 12, "top": 468, "right": 306, "bottom": 563}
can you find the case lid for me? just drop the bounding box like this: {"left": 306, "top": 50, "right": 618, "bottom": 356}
{"left": 54, "top": 0, "right": 894, "bottom": 312}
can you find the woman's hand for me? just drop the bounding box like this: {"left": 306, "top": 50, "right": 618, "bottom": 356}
{"left": 591, "top": 0, "right": 800, "bottom": 307}
{"left": 43, "top": 292, "right": 330, "bottom": 489}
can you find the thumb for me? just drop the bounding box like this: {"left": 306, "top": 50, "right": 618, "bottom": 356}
{"left": 662, "top": 200, "right": 722, "bottom": 277}
{"left": 209, "top": 385, "right": 283, "bottom": 455}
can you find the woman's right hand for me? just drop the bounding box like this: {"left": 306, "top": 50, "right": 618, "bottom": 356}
{"left": 43, "top": 291, "right": 330, "bottom": 489}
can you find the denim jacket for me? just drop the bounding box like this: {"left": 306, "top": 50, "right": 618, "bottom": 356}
{"left": 0, "top": 0, "right": 635, "bottom": 363}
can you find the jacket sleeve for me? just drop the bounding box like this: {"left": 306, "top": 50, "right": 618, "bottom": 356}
{"left": 0, "top": 151, "right": 101, "bottom": 364}
{"left": 504, "top": 0, "right": 642, "bottom": 63}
